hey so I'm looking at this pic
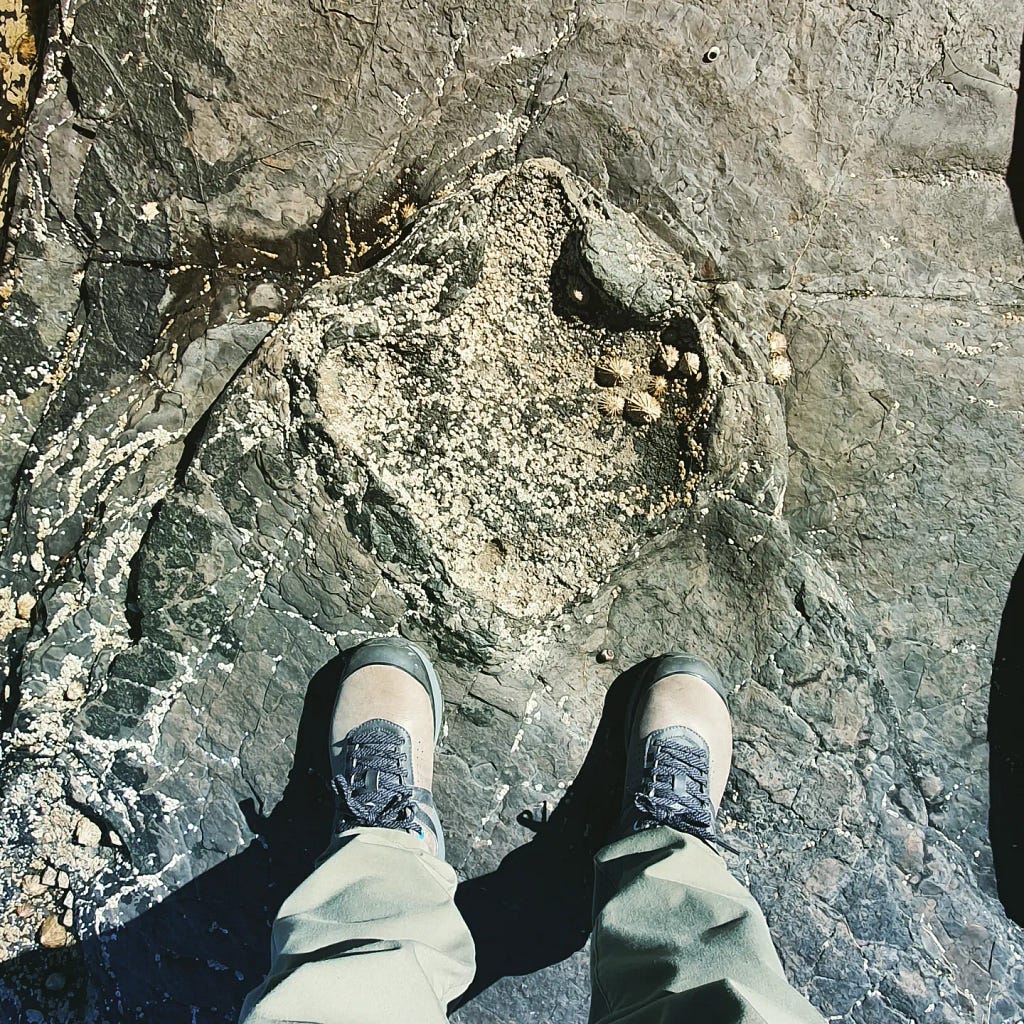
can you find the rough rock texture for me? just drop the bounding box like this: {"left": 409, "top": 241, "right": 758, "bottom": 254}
{"left": 0, "top": 1, "right": 1022, "bottom": 1022}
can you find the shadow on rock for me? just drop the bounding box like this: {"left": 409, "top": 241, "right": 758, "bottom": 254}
{"left": 990, "top": 552, "right": 1024, "bottom": 927}
{"left": 3, "top": 655, "right": 643, "bottom": 1022}
{"left": 1007, "top": 28, "right": 1024, "bottom": 238}
{"left": 451, "top": 661, "right": 640, "bottom": 1009}
{"left": 78, "top": 655, "right": 338, "bottom": 1023}
{"left": 0, "top": 942, "right": 92, "bottom": 1022}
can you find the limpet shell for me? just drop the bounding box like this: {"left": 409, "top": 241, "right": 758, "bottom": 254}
{"left": 652, "top": 343, "right": 679, "bottom": 374}
{"left": 768, "top": 331, "right": 788, "bottom": 356}
{"left": 624, "top": 393, "right": 662, "bottom": 425}
{"left": 681, "top": 351, "right": 701, "bottom": 376}
{"left": 769, "top": 352, "right": 793, "bottom": 386}
{"left": 598, "top": 391, "right": 626, "bottom": 417}
{"left": 595, "top": 355, "right": 635, "bottom": 387}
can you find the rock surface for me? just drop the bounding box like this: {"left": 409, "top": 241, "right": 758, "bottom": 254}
{"left": 0, "top": 2, "right": 1022, "bottom": 1023}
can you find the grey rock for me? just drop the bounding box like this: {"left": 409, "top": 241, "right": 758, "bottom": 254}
{"left": 0, "top": 2, "right": 1022, "bottom": 1023}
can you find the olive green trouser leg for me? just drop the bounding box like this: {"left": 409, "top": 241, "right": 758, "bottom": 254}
{"left": 238, "top": 828, "right": 475, "bottom": 1024}
{"left": 590, "top": 827, "right": 826, "bottom": 1024}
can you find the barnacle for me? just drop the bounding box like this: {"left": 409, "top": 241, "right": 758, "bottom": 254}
{"left": 598, "top": 391, "right": 626, "bottom": 417}
{"left": 652, "top": 343, "right": 679, "bottom": 374}
{"left": 399, "top": 201, "right": 418, "bottom": 221}
{"left": 768, "top": 331, "right": 788, "bottom": 356}
{"left": 595, "top": 355, "right": 635, "bottom": 387}
{"left": 681, "top": 351, "right": 701, "bottom": 376}
{"left": 624, "top": 392, "right": 662, "bottom": 424}
{"left": 648, "top": 375, "right": 669, "bottom": 399}
{"left": 769, "top": 352, "right": 793, "bottom": 386}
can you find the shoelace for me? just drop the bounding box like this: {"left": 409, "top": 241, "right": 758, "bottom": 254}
{"left": 633, "top": 740, "right": 721, "bottom": 846}
{"left": 330, "top": 729, "right": 421, "bottom": 837}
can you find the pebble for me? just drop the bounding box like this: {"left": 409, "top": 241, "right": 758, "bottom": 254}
{"left": 15, "top": 903, "right": 33, "bottom": 919}
{"left": 74, "top": 817, "right": 102, "bottom": 847}
{"left": 44, "top": 973, "right": 66, "bottom": 993}
{"left": 15, "top": 593, "right": 35, "bottom": 619}
{"left": 56, "top": 870, "right": 70, "bottom": 889}
{"left": 63, "top": 678, "right": 86, "bottom": 700}
{"left": 40, "top": 867, "right": 57, "bottom": 887}
{"left": 38, "top": 916, "right": 67, "bottom": 949}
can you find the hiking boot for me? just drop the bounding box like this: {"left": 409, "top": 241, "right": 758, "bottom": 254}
{"left": 329, "top": 637, "right": 446, "bottom": 859}
{"left": 618, "top": 653, "right": 733, "bottom": 845}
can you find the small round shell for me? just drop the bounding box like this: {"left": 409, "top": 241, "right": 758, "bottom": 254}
{"left": 598, "top": 391, "right": 626, "bottom": 417}
{"left": 769, "top": 352, "right": 793, "bottom": 386}
{"left": 595, "top": 355, "right": 635, "bottom": 387}
{"left": 652, "top": 343, "right": 679, "bottom": 374}
{"left": 681, "top": 351, "right": 702, "bottom": 376}
{"left": 768, "top": 331, "right": 788, "bottom": 356}
{"left": 624, "top": 392, "right": 662, "bottom": 425}
{"left": 648, "top": 375, "right": 669, "bottom": 399}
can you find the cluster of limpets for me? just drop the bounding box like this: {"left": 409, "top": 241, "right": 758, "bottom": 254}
{"left": 767, "top": 331, "right": 793, "bottom": 386}
{"left": 594, "top": 342, "right": 703, "bottom": 425}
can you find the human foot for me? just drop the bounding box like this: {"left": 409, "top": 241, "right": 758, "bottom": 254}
{"left": 329, "top": 638, "right": 445, "bottom": 858}
{"left": 619, "top": 653, "right": 732, "bottom": 844}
